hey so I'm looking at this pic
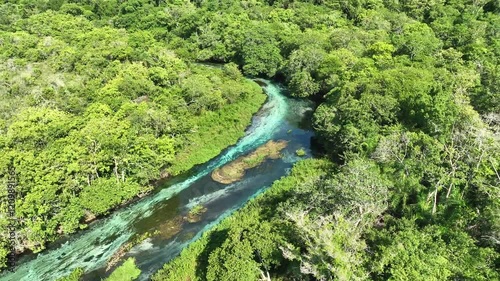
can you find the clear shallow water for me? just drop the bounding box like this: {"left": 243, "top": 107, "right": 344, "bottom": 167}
{"left": 0, "top": 80, "right": 315, "bottom": 281}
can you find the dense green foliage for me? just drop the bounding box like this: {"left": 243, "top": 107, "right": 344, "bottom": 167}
{"left": 0, "top": 1, "right": 266, "bottom": 268}
{"left": 1, "top": 0, "right": 499, "bottom": 279}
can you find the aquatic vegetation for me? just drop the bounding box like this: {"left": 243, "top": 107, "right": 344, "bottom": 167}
{"left": 157, "top": 216, "right": 184, "bottom": 240}
{"left": 185, "top": 205, "right": 208, "bottom": 223}
{"left": 295, "top": 148, "right": 306, "bottom": 157}
{"left": 211, "top": 140, "right": 288, "bottom": 184}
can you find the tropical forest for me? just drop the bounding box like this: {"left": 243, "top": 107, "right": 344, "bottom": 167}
{"left": 0, "top": 0, "right": 498, "bottom": 280}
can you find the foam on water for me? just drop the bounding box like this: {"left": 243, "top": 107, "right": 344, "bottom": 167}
{"left": 281, "top": 150, "right": 308, "bottom": 164}
{"left": 128, "top": 238, "right": 155, "bottom": 254}
{"left": 184, "top": 178, "right": 252, "bottom": 210}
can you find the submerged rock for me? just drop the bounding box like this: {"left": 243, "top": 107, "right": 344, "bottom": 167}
{"left": 157, "top": 216, "right": 184, "bottom": 240}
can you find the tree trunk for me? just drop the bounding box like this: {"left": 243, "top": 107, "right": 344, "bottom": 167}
{"left": 113, "top": 158, "right": 119, "bottom": 183}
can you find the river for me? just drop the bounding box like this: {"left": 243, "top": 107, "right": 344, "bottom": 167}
{"left": 0, "top": 80, "right": 315, "bottom": 281}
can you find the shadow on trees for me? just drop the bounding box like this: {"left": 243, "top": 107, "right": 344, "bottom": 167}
{"left": 195, "top": 229, "right": 229, "bottom": 280}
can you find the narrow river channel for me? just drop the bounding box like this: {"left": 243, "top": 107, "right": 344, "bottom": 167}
{"left": 0, "top": 80, "right": 315, "bottom": 281}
